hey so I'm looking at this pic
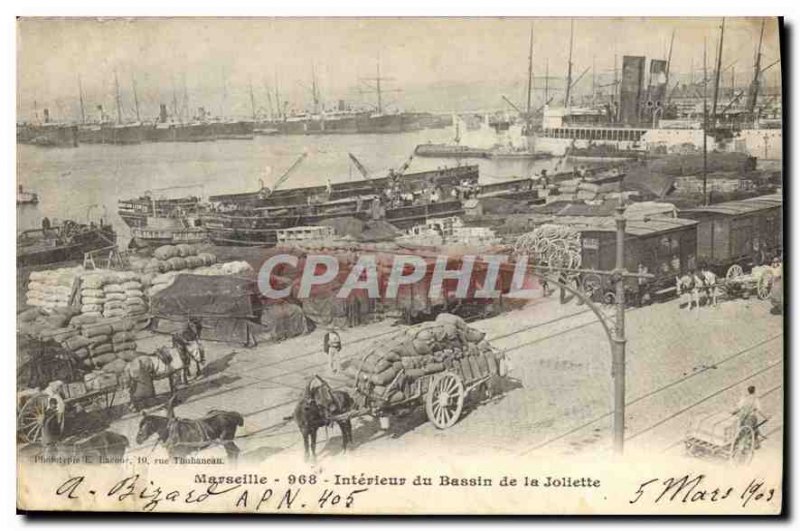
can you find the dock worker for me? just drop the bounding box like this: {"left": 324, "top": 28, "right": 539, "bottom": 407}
{"left": 699, "top": 267, "right": 720, "bottom": 308}
{"left": 733, "top": 385, "right": 764, "bottom": 449}
{"left": 637, "top": 263, "right": 651, "bottom": 307}
{"left": 41, "top": 216, "right": 51, "bottom": 231}
{"left": 323, "top": 329, "right": 342, "bottom": 374}
{"left": 323, "top": 328, "right": 342, "bottom": 374}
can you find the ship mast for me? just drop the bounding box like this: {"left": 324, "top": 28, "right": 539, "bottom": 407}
{"left": 311, "top": 64, "right": 320, "bottom": 115}
{"left": 376, "top": 59, "right": 382, "bottom": 114}
{"left": 545, "top": 59, "right": 549, "bottom": 104}
{"left": 526, "top": 24, "right": 534, "bottom": 117}
{"left": 249, "top": 79, "right": 257, "bottom": 120}
{"left": 703, "top": 38, "right": 708, "bottom": 205}
{"left": 182, "top": 73, "right": 190, "bottom": 122}
{"left": 274, "top": 69, "right": 282, "bottom": 121}
{"left": 564, "top": 19, "right": 574, "bottom": 108}
{"left": 114, "top": 70, "right": 123, "bottom": 124}
{"left": 171, "top": 75, "right": 179, "bottom": 123}
{"left": 77, "top": 75, "right": 86, "bottom": 124}
{"left": 746, "top": 19, "right": 766, "bottom": 123}
{"left": 665, "top": 29, "right": 675, "bottom": 105}
{"left": 711, "top": 17, "right": 725, "bottom": 127}
{"left": 131, "top": 73, "right": 141, "bottom": 122}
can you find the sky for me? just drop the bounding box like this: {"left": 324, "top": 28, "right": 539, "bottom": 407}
{"left": 17, "top": 17, "right": 781, "bottom": 121}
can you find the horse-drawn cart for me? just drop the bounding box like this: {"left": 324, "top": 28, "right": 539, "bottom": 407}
{"left": 17, "top": 377, "right": 120, "bottom": 444}
{"left": 684, "top": 411, "right": 761, "bottom": 464}
{"left": 721, "top": 265, "right": 774, "bottom": 301}
{"left": 340, "top": 313, "right": 509, "bottom": 430}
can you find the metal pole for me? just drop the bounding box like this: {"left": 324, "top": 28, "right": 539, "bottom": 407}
{"left": 612, "top": 198, "right": 627, "bottom": 453}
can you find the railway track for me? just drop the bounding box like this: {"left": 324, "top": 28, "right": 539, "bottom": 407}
{"left": 123, "top": 299, "right": 782, "bottom": 461}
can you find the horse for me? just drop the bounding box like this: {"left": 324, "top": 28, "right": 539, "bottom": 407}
{"left": 171, "top": 334, "right": 204, "bottom": 385}
{"left": 124, "top": 339, "right": 186, "bottom": 412}
{"left": 698, "top": 269, "right": 719, "bottom": 307}
{"left": 135, "top": 395, "right": 243, "bottom": 461}
{"left": 291, "top": 375, "right": 354, "bottom": 462}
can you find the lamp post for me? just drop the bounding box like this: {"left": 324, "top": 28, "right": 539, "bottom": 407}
{"left": 612, "top": 199, "right": 627, "bottom": 453}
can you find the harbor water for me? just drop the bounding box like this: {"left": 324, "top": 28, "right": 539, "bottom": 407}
{"left": 17, "top": 128, "right": 572, "bottom": 244}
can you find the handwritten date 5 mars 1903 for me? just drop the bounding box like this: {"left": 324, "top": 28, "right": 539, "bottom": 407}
{"left": 629, "top": 474, "right": 777, "bottom": 508}
{"left": 55, "top": 475, "right": 368, "bottom": 512}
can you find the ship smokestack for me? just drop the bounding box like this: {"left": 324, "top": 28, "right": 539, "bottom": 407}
{"left": 97, "top": 105, "right": 105, "bottom": 122}
{"left": 43, "top": 108, "right": 50, "bottom": 123}
{"left": 619, "top": 56, "right": 646, "bottom": 125}
{"left": 159, "top": 103, "right": 168, "bottom": 123}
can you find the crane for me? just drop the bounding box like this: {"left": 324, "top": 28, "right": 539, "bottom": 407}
{"left": 263, "top": 152, "right": 308, "bottom": 196}
{"left": 348, "top": 153, "right": 370, "bottom": 180}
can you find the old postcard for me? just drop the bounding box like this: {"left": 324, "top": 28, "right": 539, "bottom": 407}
{"left": 16, "top": 16, "right": 783, "bottom": 514}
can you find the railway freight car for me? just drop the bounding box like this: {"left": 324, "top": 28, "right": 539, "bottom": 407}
{"left": 554, "top": 215, "right": 699, "bottom": 304}
{"left": 680, "top": 193, "right": 783, "bottom": 277}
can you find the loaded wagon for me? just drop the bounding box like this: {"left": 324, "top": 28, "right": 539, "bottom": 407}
{"left": 17, "top": 337, "right": 120, "bottom": 444}
{"left": 340, "top": 313, "right": 509, "bottom": 429}
{"left": 680, "top": 194, "right": 783, "bottom": 278}
{"left": 553, "top": 215, "right": 699, "bottom": 304}
{"left": 684, "top": 411, "right": 763, "bottom": 464}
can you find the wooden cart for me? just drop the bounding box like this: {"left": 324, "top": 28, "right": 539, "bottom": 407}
{"left": 721, "top": 265, "right": 774, "bottom": 301}
{"left": 344, "top": 349, "right": 509, "bottom": 430}
{"left": 17, "top": 378, "right": 120, "bottom": 444}
{"left": 684, "top": 411, "right": 759, "bottom": 464}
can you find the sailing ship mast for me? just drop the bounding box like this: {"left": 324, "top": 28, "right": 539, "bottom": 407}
{"left": 274, "top": 69, "right": 282, "bottom": 121}
{"left": 77, "top": 75, "right": 86, "bottom": 124}
{"left": 181, "top": 73, "right": 190, "bottom": 122}
{"left": 746, "top": 19, "right": 766, "bottom": 123}
{"left": 711, "top": 18, "right": 725, "bottom": 127}
{"left": 131, "top": 73, "right": 141, "bottom": 122}
{"left": 665, "top": 29, "right": 675, "bottom": 105}
{"left": 703, "top": 38, "right": 709, "bottom": 205}
{"left": 526, "top": 24, "right": 534, "bottom": 117}
{"left": 114, "top": 70, "right": 123, "bottom": 124}
{"left": 249, "top": 79, "right": 257, "bottom": 121}
{"left": 311, "top": 64, "right": 320, "bottom": 115}
{"left": 564, "top": 19, "right": 575, "bottom": 108}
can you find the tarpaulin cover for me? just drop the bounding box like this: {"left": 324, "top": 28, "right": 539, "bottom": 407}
{"left": 260, "top": 303, "right": 311, "bottom": 341}
{"left": 152, "top": 316, "right": 267, "bottom": 347}
{"left": 150, "top": 274, "right": 257, "bottom": 319}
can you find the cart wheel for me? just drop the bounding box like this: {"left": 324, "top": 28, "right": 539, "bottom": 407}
{"left": 685, "top": 439, "right": 703, "bottom": 457}
{"left": 726, "top": 264, "right": 744, "bottom": 280}
{"left": 425, "top": 371, "right": 464, "bottom": 429}
{"left": 730, "top": 426, "right": 756, "bottom": 465}
{"left": 17, "top": 393, "right": 49, "bottom": 443}
{"left": 757, "top": 271, "right": 774, "bottom": 300}
{"left": 602, "top": 291, "right": 617, "bottom": 306}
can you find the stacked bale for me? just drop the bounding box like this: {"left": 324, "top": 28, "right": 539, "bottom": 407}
{"left": 343, "top": 313, "right": 506, "bottom": 404}
{"left": 25, "top": 267, "right": 82, "bottom": 309}
{"left": 133, "top": 244, "right": 217, "bottom": 278}
{"left": 79, "top": 271, "right": 148, "bottom": 319}
{"left": 17, "top": 306, "right": 80, "bottom": 339}
{"left": 72, "top": 317, "right": 140, "bottom": 376}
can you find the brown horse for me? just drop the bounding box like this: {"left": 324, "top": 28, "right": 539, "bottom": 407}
{"left": 292, "top": 375, "right": 354, "bottom": 462}
{"left": 135, "top": 396, "right": 243, "bottom": 461}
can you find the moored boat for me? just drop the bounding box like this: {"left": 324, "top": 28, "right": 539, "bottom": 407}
{"left": 17, "top": 221, "right": 117, "bottom": 267}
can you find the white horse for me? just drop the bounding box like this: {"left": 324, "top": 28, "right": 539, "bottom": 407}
{"left": 698, "top": 270, "right": 719, "bottom": 307}
{"left": 124, "top": 338, "right": 186, "bottom": 412}
{"left": 676, "top": 273, "right": 701, "bottom": 313}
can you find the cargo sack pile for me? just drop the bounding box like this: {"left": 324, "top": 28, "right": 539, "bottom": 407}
{"left": 79, "top": 271, "right": 148, "bottom": 319}
{"left": 24, "top": 267, "right": 83, "bottom": 309}
{"left": 342, "top": 313, "right": 507, "bottom": 405}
